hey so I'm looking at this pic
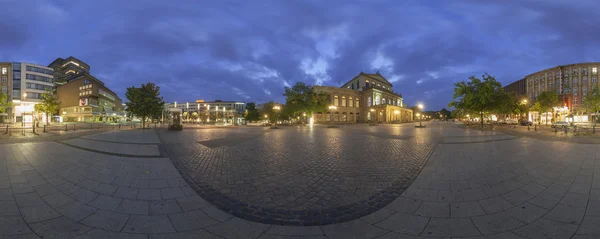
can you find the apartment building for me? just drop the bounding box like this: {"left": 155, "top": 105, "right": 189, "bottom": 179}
{"left": 164, "top": 100, "right": 246, "bottom": 124}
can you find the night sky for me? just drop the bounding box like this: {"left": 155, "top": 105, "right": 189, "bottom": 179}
{"left": 1, "top": 0, "right": 599, "bottom": 111}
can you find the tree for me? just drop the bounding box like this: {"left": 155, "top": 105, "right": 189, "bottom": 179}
{"left": 34, "top": 91, "right": 60, "bottom": 125}
{"left": 125, "top": 82, "right": 165, "bottom": 128}
{"left": 259, "top": 102, "right": 279, "bottom": 123}
{"left": 0, "top": 92, "right": 13, "bottom": 123}
{"left": 448, "top": 73, "right": 505, "bottom": 128}
{"left": 283, "top": 82, "right": 329, "bottom": 119}
{"left": 439, "top": 108, "right": 451, "bottom": 119}
{"left": 245, "top": 102, "right": 260, "bottom": 122}
{"left": 583, "top": 87, "right": 600, "bottom": 125}
{"left": 536, "top": 91, "right": 559, "bottom": 125}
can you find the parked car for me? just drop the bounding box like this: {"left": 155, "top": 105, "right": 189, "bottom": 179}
{"left": 519, "top": 120, "right": 533, "bottom": 126}
{"left": 551, "top": 121, "right": 569, "bottom": 128}
{"left": 505, "top": 119, "right": 518, "bottom": 125}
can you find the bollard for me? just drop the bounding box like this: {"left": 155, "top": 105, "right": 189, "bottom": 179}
{"left": 554, "top": 126, "right": 557, "bottom": 133}
{"left": 44, "top": 125, "right": 46, "bottom": 133}
{"left": 534, "top": 124, "right": 537, "bottom": 131}
{"left": 73, "top": 124, "right": 76, "bottom": 131}
{"left": 5, "top": 125, "right": 7, "bottom": 134}
{"left": 22, "top": 127, "right": 25, "bottom": 136}
{"left": 113, "top": 124, "right": 115, "bottom": 130}
{"left": 119, "top": 124, "right": 121, "bottom": 129}
{"left": 65, "top": 124, "right": 68, "bottom": 131}
{"left": 594, "top": 125, "right": 596, "bottom": 134}
{"left": 527, "top": 125, "right": 530, "bottom": 131}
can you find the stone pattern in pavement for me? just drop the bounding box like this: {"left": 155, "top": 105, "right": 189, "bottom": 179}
{"left": 2, "top": 122, "right": 599, "bottom": 238}
{"left": 157, "top": 125, "right": 441, "bottom": 225}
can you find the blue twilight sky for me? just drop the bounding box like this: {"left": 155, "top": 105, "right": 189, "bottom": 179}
{"left": 1, "top": 0, "right": 599, "bottom": 110}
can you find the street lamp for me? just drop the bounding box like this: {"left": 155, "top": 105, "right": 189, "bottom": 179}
{"left": 328, "top": 105, "right": 337, "bottom": 126}
{"left": 273, "top": 105, "right": 281, "bottom": 125}
{"left": 302, "top": 112, "right": 306, "bottom": 124}
{"left": 417, "top": 104, "right": 424, "bottom": 127}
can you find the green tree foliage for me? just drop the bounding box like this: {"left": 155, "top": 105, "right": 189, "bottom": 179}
{"left": 439, "top": 108, "right": 451, "bottom": 119}
{"left": 33, "top": 91, "right": 60, "bottom": 125}
{"left": 259, "top": 101, "right": 279, "bottom": 123}
{"left": 536, "top": 91, "right": 559, "bottom": 125}
{"left": 245, "top": 102, "right": 260, "bottom": 122}
{"left": 448, "top": 73, "right": 505, "bottom": 128}
{"left": 283, "top": 82, "right": 329, "bottom": 118}
{"left": 125, "top": 82, "right": 165, "bottom": 128}
{"left": 0, "top": 92, "right": 13, "bottom": 123}
{"left": 583, "top": 87, "right": 600, "bottom": 124}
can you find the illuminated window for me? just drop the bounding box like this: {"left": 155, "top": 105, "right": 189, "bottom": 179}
{"left": 355, "top": 99, "right": 359, "bottom": 107}
{"left": 341, "top": 96, "right": 346, "bottom": 107}
{"left": 334, "top": 95, "right": 339, "bottom": 106}
{"left": 593, "top": 67, "right": 598, "bottom": 74}
{"left": 381, "top": 97, "right": 385, "bottom": 104}
{"left": 365, "top": 80, "right": 370, "bottom": 88}
{"left": 367, "top": 97, "right": 371, "bottom": 106}
{"left": 1, "top": 68, "right": 6, "bottom": 75}
{"left": 349, "top": 97, "right": 353, "bottom": 107}
{"left": 375, "top": 95, "right": 380, "bottom": 105}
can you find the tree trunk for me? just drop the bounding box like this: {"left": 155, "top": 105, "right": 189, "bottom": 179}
{"left": 142, "top": 116, "right": 146, "bottom": 129}
{"left": 46, "top": 112, "right": 49, "bottom": 125}
{"left": 480, "top": 112, "right": 484, "bottom": 128}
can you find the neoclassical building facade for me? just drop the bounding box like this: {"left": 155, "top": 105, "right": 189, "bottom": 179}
{"left": 313, "top": 72, "right": 413, "bottom": 123}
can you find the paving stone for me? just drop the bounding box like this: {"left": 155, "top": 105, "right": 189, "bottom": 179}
{"left": 529, "top": 192, "right": 561, "bottom": 209}
{"left": 384, "top": 196, "right": 421, "bottom": 214}
{"left": 176, "top": 195, "right": 210, "bottom": 211}
{"left": 577, "top": 216, "right": 600, "bottom": 235}
{"left": 30, "top": 216, "right": 92, "bottom": 238}
{"left": 513, "top": 218, "right": 578, "bottom": 239}
{"left": 138, "top": 188, "right": 162, "bottom": 201}
{"left": 559, "top": 192, "right": 589, "bottom": 207}
{"left": 412, "top": 189, "right": 439, "bottom": 201}
{"left": 461, "top": 188, "right": 488, "bottom": 201}
{"left": 160, "top": 187, "right": 185, "bottom": 199}
{"left": 80, "top": 210, "right": 130, "bottom": 231}
{"left": 359, "top": 208, "right": 395, "bottom": 224}
{"left": 42, "top": 191, "right": 74, "bottom": 208}
{"left": 321, "top": 219, "right": 388, "bottom": 239}
{"left": 74, "top": 228, "right": 148, "bottom": 239}
{"left": 0, "top": 215, "right": 33, "bottom": 234}
{"left": 414, "top": 201, "right": 449, "bottom": 217}
{"left": 451, "top": 201, "right": 486, "bottom": 218}
{"left": 122, "top": 215, "right": 176, "bottom": 233}
{"left": 20, "top": 204, "right": 62, "bottom": 223}
{"left": 149, "top": 179, "right": 169, "bottom": 189}
{"left": 544, "top": 204, "right": 586, "bottom": 224}
{"left": 0, "top": 200, "right": 20, "bottom": 216}
{"left": 88, "top": 195, "right": 122, "bottom": 211}
{"left": 421, "top": 218, "right": 480, "bottom": 237}
{"left": 33, "top": 183, "right": 59, "bottom": 197}
{"left": 375, "top": 212, "right": 429, "bottom": 235}
{"left": 150, "top": 200, "right": 182, "bottom": 215}
{"left": 168, "top": 210, "right": 220, "bottom": 231}
{"left": 501, "top": 189, "right": 534, "bottom": 205}
{"left": 0, "top": 189, "right": 13, "bottom": 201}
{"left": 585, "top": 200, "right": 600, "bottom": 216}
{"left": 265, "top": 225, "right": 323, "bottom": 236}
{"left": 471, "top": 211, "right": 525, "bottom": 235}
{"left": 507, "top": 202, "right": 548, "bottom": 223}
{"left": 114, "top": 187, "right": 138, "bottom": 199}
{"left": 149, "top": 229, "right": 223, "bottom": 239}
{"left": 437, "top": 190, "right": 463, "bottom": 202}
{"left": 56, "top": 201, "right": 97, "bottom": 222}
{"left": 478, "top": 196, "right": 513, "bottom": 214}
{"left": 93, "top": 183, "right": 118, "bottom": 195}
{"left": 201, "top": 205, "right": 233, "bottom": 222}
{"left": 116, "top": 199, "right": 149, "bottom": 215}
{"left": 70, "top": 188, "right": 99, "bottom": 204}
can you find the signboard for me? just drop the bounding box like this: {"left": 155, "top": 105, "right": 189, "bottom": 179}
{"left": 195, "top": 100, "right": 205, "bottom": 103}
{"left": 79, "top": 98, "right": 88, "bottom": 106}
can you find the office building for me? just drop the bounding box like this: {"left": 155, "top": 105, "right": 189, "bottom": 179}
{"left": 0, "top": 62, "right": 55, "bottom": 123}
{"left": 50, "top": 57, "right": 124, "bottom": 122}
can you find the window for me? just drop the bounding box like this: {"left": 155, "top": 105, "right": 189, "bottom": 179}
{"left": 574, "top": 97, "right": 578, "bottom": 105}
{"left": 594, "top": 67, "right": 598, "bottom": 74}
{"left": 573, "top": 87, "right": 578, "bottom": 94}
{"left": 573, "top": 69, "right": 578, "bottom": 75}
{"left": 1, "top": 68, "right": 6, "bottom": 75}
{"left": 593, "top": 77, "right": 597, "bottom": 83}
{"left": 583, "top": 77, "right": 588, "bottom": 85}
{"left": 556, "top": 89, "right": 560, "bottom": 95}
{"left": 334, "top": 96, "right": 339, "bottom": 106}
{"left": 573, "top": 78, "right": 578, "bottom": 86}
{"left": 365, "top": 80, "right": 370, "bottom": 88}
{"left": 25, "top": 66, "right": 53, "bottom": 75}
{"left": 341, "top": 96, "right": 346, "bottom": 107}
{"left": 1, "top": 76, "right": 6, "bottom": 83}
{"left": 351, "top": 83, "right": 354, "bottom": 90}
{"left": 367, "top": 97, "right": 371, "bottom": 106}
{"left": 355, "top": 99, "right": 359, "bottom": 107}
{"left": 1, "top": 86, "right": 5, "bottom": 93}
{"left": 349, "top": 97, "right": 353, "bottom": 107}
{"left": 388, "top": 99, "right": 391, "bottom": 104}
{"left": 583, "top": 86, "right": 588, "bottom": 95}
{"left": 25, "top": 74, "right": 53, "bottom": 83}
{"left": 375, "top": 95, "right": 380, "bottom": 105}
{"left": 583, "top": 68, "right": 588, "bottom": 75}
{"left": 381, "top": 97, "right": 385, "bottom": 104}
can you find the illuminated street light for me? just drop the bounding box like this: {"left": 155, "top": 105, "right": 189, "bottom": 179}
{"left": 416, "top": 104, "right": 424, "bottom": 127}
{"left": 273, "top": 105, "right": 281, "bottom": 125}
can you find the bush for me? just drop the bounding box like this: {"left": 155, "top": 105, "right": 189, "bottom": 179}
{"left": 168, "top": 124, "right": 183, "bottom": 131}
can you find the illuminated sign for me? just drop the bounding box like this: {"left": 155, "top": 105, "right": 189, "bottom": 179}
{"left": 79, "top": 98, "right": 88, "bottom": 106}
{"left": 196, "top": 100, "right": 205, "bottom": 103}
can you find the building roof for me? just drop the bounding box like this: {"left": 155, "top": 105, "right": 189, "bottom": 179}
{"left": 48, "top": 56, "right": 91, "bottom": 70}
{"left": 341, "top": 71, "right": 393, "bottom": 87}
{"left": 523, "top": 62, "right": 600, "bottom": 78}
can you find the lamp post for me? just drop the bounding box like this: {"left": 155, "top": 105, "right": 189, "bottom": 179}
{"left": 418, "top": 104, "right": 424, "bottom": 127}
{"left": 328, "top": 105, "right": 337, "bottom": 125}
{"left": 273, "top": 105, "right": 281, "bottom": 125}
{"left": 303, "top": 112, "right": 306, "bottom": 124}
{"left": 415, "top": 104, "right": 426, "bottom": 128}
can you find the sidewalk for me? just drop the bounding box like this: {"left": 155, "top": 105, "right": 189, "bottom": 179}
{"left": 470, "top": 124, "right": 600, "bottom": 144}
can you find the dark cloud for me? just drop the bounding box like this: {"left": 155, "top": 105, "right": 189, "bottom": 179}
{"left": 2, "top": 0, "right": 600, "bottom": 110}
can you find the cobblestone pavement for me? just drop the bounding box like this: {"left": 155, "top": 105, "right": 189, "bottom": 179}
{"left": 2, "top": 122, "right": 600, "bottom": 238}
{"left": 156, "top": 123, "right": 496, "bottom": 225}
